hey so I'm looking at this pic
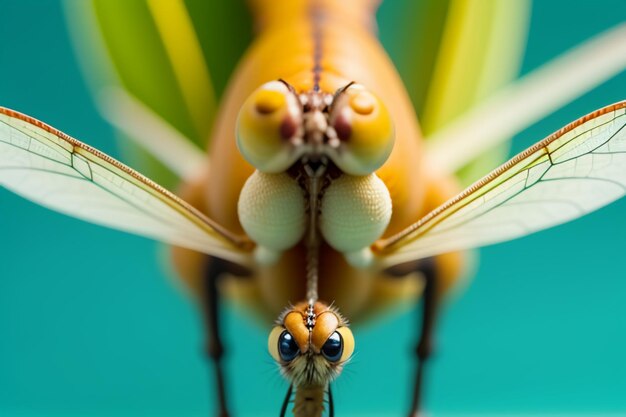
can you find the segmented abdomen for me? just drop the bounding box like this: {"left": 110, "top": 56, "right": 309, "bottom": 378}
{"left": 292, "top": 385, "right": 326, "bottom": 417}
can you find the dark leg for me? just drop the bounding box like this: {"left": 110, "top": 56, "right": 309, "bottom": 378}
{"left": 328, "top": 384, "right": 334, "bottom": 417}
{"left": 279, "top": 385, "right": 293, "bottom": 417}
{"left": 386, "top": 258, "right": 439, "bottom": 417}
{"left": 410, "top": 258, "right": 438, "bottom": 417}
{"left": 202, "top": 257, "right": 250, "bottom": 417}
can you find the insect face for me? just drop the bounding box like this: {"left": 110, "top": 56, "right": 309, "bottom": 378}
{"left": 268, "top": 302, "right": 354, "bottom": 389}
{"left": 236, "top": 81, "right": 395, "bottom": 266}
{"left": 236, "top": 80, "right": 395, "bottom": 176}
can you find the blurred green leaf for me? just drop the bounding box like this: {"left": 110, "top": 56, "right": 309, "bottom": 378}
{"left": 382, "top": 0, "right": 531, "bottom": 184}
{"left": 379, "top": 0, "right": 452, "bottom": 118}
{"left": 184, "top": 0, "right": 252, "bottom": 99}
{"left": 66, "top": 0, "right": 252, "bottom": 186}
{"left": 93, "top": 1, "right": 201, "bottom": 143}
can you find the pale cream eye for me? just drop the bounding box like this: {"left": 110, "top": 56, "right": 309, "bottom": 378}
{"left": 319, "top": 173, "right": 392, "bottom": 267}
{"left": 236, "top": 81, "right": 303, "bottom": 173}
{"left": 328, "top": 84, "right": 394, "bottom": 175}
{"left": 237, "top": 170, "right": 306, "bottom": 265}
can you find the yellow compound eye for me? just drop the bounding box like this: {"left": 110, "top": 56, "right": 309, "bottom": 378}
{"left": 328, "top": 84, "right": 394, "bottom": 175}
{"left": 236, "top": 81, "right": 303, "bottom": 173}
{"left": 268, "top": 326, "right": 285, "bottom": 362}
{"left": 335, "top": 327, "right": 355, "bottom": 363}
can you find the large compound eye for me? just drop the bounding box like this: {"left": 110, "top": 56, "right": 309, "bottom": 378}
{"left": 236, "top": 81, "right": 303, "bottom": 173}
{"left": 268, "top": 326, "right": 300, "bottom": 362}
{"left": 328, "top": 84, "right": 394, "bottom": 175}
{"left": 278, "top": 331, "right": 300, "bottom": 362}
{"left": 321, "top": 331, "right": 343, "bottom": 362}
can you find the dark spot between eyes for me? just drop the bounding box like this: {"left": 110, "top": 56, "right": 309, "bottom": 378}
{"left": 334, "top": 115, "right": 351, "bottom": 141}
{"left": 280, "top": 117, "right": 298, "bottom": 139}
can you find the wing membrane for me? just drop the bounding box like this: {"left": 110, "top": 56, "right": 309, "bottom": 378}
{"left": 0, "top": 107, "right": 252, "bottom": 266}
{"left": 376, "top": 101, "right": 626, "bottom": 268}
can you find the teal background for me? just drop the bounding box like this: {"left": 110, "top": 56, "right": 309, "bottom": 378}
{"left": 1, "top": 1, "right": 625, "bottom": 416}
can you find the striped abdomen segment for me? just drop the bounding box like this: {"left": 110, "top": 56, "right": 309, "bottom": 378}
{"left": 247, "top": 0, "right": 380, "bottom": 92}
{"left": 293, "top": 385, "right": 326, "bottom": 417}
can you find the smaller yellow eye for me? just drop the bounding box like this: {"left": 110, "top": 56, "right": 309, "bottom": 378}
{"left": 335, "top": 327, "right": 355, "bottom": 363}
{"left": 329, "top": 84, "right": 394, "bottom": 175}
{"left": 236, "top": 81, "right": 303, "bottom": 173}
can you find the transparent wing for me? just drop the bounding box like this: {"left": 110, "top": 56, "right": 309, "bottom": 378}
{"left": 376, "top": 101, "right": 626, "bottom": 268}
{"left": 0, "top": 107, "right": 252, "bottom": 266}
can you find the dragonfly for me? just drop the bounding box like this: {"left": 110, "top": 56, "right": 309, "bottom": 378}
{"left": 1, "top": 1, "right": 626, "bottom": 416}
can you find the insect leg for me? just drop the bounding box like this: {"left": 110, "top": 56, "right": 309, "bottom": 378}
{"left": 386, "top": 258, "right": 439, "bottom": 417}
{"left": 279, "top": 384, "right": 293, "bottom": 417}
{"left": 410, "top": 257, "right": 438, "bottom": 417}
{"left": 328, "top": 384, "right": 334, "bottom": 417}
{"left": 202, "top": 257, "right": 250, "bottom": 417}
